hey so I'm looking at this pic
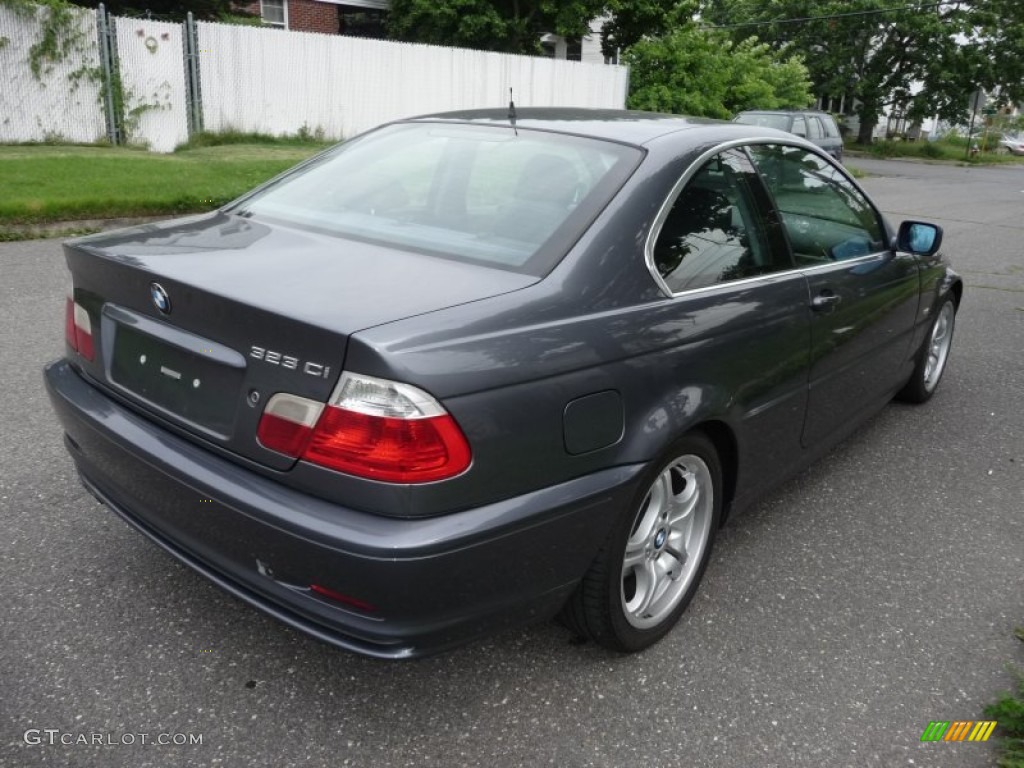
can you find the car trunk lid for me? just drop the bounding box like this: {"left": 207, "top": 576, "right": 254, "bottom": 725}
{"left": 64, "top": 212, "right": 536, "bottom": 469}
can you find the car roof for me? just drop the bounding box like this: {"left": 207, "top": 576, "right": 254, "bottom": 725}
{"left": 406, "top": 107, "right": 788, "bottom": 147}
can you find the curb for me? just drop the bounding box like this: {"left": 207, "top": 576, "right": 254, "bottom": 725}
{"left": 0, "top": 215, "right": 180, "bottom": 241}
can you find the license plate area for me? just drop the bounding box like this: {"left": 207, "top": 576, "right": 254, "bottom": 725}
{"left": 107, "top": 312, "right": 244, "bottom": 438}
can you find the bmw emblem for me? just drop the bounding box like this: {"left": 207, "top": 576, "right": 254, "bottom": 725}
{"left": 150, "top": 282, "right": 171, "bottom": 314}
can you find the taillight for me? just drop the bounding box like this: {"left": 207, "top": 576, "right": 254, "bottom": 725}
{"left": 256, "top": 373, "right": 471, "bottom": 483}
{"left": 65, "top": 297, "right": 94, "bottom": 361}
{"left": 256, "top": 393, "right": 324, "bottom": 456}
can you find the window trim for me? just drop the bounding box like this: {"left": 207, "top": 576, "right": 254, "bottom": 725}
{"left": 260, "top": 0, "right": 288, "bottom": 28}
{"left": 643, "top": 138, "right": 889, "bottom": 299}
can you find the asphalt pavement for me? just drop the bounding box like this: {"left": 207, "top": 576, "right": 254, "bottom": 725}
{"left": 1, "top": 157, "right": 1022, "bottom": 768}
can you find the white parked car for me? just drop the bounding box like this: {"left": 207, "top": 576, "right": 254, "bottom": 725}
{"left": 999, "top": 135, "right": 1024, "bottom": 155}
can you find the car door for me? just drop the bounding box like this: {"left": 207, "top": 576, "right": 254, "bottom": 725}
{"left": 648, "top": 147, "right": 812, "bottom": 493}
{"left": 748, "top": 144, "right": 920, "bottom": 448}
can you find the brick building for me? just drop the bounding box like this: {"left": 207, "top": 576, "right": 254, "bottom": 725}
{"left": 236, "top": 1, "right": 609, "bottom": 64}
{"left": 237, "top": 0, "right": 387, "bottom": 36}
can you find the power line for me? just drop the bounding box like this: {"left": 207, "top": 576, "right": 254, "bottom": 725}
{"left": 705, "top": 1, "right": 957, "bottom": 30}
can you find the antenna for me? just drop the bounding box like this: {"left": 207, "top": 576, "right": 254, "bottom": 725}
{"left": 507, "top": 87, "right": 518, "bottom": 136}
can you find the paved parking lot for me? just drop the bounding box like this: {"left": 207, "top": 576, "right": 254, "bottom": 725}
{"left": 2, "top": 157, "right": 1022, "bottom": 767}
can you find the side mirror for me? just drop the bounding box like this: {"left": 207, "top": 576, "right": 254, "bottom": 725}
{"left": 895, "top": 221, "right": 943, "bottom": 257}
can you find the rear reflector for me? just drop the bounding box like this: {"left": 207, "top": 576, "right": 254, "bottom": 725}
{"left": 256, "top": 372, "right": 471, "bottom": 483}
{"left": 65, "top": 297, "right": 94, "bottom": 361}
{"left": 309, "top": 583, "right": 376, "bottom": 613}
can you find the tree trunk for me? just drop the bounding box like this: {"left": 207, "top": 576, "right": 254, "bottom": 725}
{"left": 855, "top": 98, "right": 880, "bottom": 145}
{"left": 856, "top": 118, "right": 877, "bottom": 145}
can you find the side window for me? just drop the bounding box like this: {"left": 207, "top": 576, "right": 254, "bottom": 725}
{"left": 823, "top": 116, "right": 840, "bottom": 138}
{"left": 791, "top": 116, "right": 807, "bottom": 138}
{"left": 749, "top": 145, "right": 886, "bottom": 264}
{"left": 806, "top": 117, "right": 823, "bottom": 140}
{"left": 652, "top": 149, "right": 790, "bottom": 293}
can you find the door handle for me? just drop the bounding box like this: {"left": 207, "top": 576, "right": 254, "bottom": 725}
{"left": 811, "top": 292, "right": 841, "bottom": 312}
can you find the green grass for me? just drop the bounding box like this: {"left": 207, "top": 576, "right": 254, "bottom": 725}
{"left": 857, "top": 138, "right": 1024, "bottom": 165}
{"left": 985, "top": 628, "right": 1024, "bottom": 768}
{"left": 176, "top": 127, "right": 329, "bottom": 150}
{"left": 0, "top": 142, "right": 331, "bottom": 226}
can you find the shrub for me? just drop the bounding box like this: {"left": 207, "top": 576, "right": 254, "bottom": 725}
{"left": 868, "top": 141, "right": 899, "bottom": 158}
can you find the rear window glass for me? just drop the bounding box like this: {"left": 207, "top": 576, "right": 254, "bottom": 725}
{"left": 735, "top": 113, "right": 790, "bottom": 131}
{"left": 232, "top": 122, "right": 640, "bottom": 274}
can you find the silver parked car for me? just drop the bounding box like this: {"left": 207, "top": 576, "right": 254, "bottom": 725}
{"left": 734, "top": 110, "right": 844, "bottom": 161}
{"left": 999, "top": 134, "right": 1024, "bottom": 155}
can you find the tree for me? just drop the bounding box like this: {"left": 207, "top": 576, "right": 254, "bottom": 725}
{"left": 599, "top": 0, "right": 684, "bottom": 58}
{"left": 386, "top": 0, "right": 609, "bottom": 54}
{"left": 65, "top": 0, "right": 243, "bottom": 21}
{"left": 386, "top": 0, "right": 702, "bottom": 57}
{"left": 386, "top": 1, "right": 811, "bottom": 119}
{"left": 702, "top": 0, "right": 1024, "bottom": 144}
{"left": 624, "top": 23, "right": 811, "bottom": 118}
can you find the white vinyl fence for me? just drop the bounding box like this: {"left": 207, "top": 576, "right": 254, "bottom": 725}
{"left": 196, "top": 23, "right": 629, "bottom": 140}
{"left": 114, "top": 19, "right": 189, "bottom": 152}
{"left": 0, "top": 5, "right": 106, "bottom": 144}
{"left": 0, "top": 5, "right": 629, "bottom": 152}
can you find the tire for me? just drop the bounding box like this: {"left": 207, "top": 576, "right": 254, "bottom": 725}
{"left": 897, "top": 296, "right": 956, "bottom": 404}
{"left": 563, "top": 433, "right": 722, "bottom": 652}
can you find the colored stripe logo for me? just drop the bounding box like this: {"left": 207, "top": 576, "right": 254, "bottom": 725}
{"left": 920, "top": 721, "right": 997, "bottom": 742}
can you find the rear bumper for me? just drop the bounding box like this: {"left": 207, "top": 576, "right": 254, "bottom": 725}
{"left": 44, "top": 359, "right": 642, "bottom": 658}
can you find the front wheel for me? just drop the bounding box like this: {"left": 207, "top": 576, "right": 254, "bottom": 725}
{"left": 897, "top": 296, "right": 956, "bottom": 403}
{"left": 562, "top": 433, "right": 722, "bottom": 652}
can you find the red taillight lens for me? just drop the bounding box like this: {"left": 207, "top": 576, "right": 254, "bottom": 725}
{"left": 257, "top": 411, "right": 315, "bottom": 456}
{"left": 256, "top": 393, "right": 323, "bottom": 456}
{"left": 256, "top": 373, "right": 472, "bottom": 483}
{"left": 65, "top": 297, "right": 94, "bottom": 361}
{"left": 303, "top": 407, "right": 471, "bottom": 483}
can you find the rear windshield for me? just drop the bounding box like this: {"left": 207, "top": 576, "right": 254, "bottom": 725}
{"left": 231, "top": 122, "right": 641, "bottom": 275}
{"left": 735, "top": 113, "right": 790, "bottom": 131}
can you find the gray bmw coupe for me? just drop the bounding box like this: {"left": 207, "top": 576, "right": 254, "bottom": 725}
{"left": 44, "top": 109, "right": 961, "bottom": 658}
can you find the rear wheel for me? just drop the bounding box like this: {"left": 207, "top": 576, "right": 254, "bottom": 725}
{"left": 898, "top": 296, "right": 956, "bottom": 403}
{"left": 563, "top": 433, "right": 721, "bottom": 652}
